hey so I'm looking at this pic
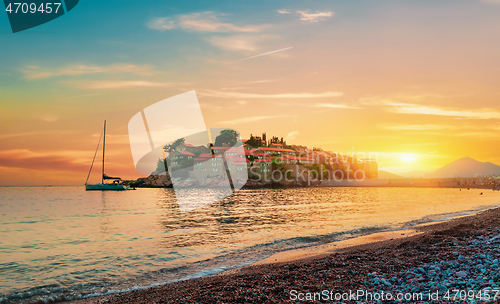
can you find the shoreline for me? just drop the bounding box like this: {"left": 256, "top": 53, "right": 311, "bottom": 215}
{"left": 252, "top": 229, "right": 423, "bottom": 266}
{"left": 0, "top": 183, "right": 495, "bottom": 190}
{"left": 133, "top": 179, "right": 499, "bottom": 190}
{"left": 72, "top": 205, "right": 500, "bottom": 304}
{"left": 252, "top": 209, "right": 490, "bottom": 267}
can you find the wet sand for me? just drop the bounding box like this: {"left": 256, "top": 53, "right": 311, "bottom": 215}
{"left": 72, "top": 207, "right": 500, "bottom": 304}
{"left": 253, "top": 229, "right": 422, "bottom": 265}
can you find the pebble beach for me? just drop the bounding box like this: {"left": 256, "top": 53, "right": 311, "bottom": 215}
{"left": 74, "top": 207, "right": 500, "bottom": 304}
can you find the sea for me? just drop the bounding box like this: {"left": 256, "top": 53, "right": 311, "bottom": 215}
{"left": 1, "top": 186, "right": 500, "bottom": 303}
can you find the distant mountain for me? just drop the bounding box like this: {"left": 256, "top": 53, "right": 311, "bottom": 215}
{"left": 378, "top": 170, "right": 405, "bottom": 179}
{"left": 424, "top": 157, "right": 500, "bottom": 178}
{"left": 401, "top": 170, "right": 430, "bottom": 178}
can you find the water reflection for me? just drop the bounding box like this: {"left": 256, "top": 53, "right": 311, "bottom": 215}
{"left": 2, "top": 186, "right": 500, "bottom": 304}
{"left": 154, "top": 187, "right": 499, "bottom": 256}
{"left": 99, "top": 191, "right": 110, "bottom": 235}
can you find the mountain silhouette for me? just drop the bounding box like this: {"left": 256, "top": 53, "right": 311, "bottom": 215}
{"left": 378, "top": 170, "right": 405, "bottom": 179}
{"left": 424, "top": 157, "right": 500, "bottom": 178}
{"left": 401, "top": 170, "right": 429, "bottom": 178}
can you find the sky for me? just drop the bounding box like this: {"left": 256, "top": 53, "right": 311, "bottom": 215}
{"left": 1, "top": 0, "right": 500, "bottom": 185}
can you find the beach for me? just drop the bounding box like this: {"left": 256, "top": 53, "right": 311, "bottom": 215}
{"left": 74, "top": 207, "right": 500, "bottom": 304}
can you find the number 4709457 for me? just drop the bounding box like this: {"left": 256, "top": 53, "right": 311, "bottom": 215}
{"left": 5, "top": 3, "right": 62, "bottom": 14}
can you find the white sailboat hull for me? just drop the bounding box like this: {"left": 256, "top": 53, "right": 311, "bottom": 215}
{"left": 85, "top": 184, "right": 134, "bottom": 191}
{"left": 85, "top": 121, "right": 135, "bottom": 191}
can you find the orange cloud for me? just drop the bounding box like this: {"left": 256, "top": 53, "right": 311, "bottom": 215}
{"left": 296, "top": 10, "right": 334, "bottom": 22}
{"left": 0, "top": 149, "right": 140, "bottom": 185}
{"left": 363, "top": 98, "right": 500, "bottom": 119}
{"left": 201, "top": 90, "right": 343, "bottom": 99}
{"left": 0, "top": 149, "right": 91, "bottom": 172}
{"left": 22, "top": 64, "right": 158, "bottom": 79}
{"left": 80, "top": 81, "right": 171, "bottom": 89}
{"left": 278, "top": 9, "right": 334, "bottom": 22}
{"left": 219, "top": 115, "right": 286, "bottom": 125}
{"left": 148, "top": 12, "right": 266, "bottom": 32}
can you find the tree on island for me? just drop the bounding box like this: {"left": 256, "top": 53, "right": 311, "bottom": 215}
{"left": 269, "top": 136, "right": 286, "bottom": 147}
{"left": 157, "top": 137, "right": 185, "bottom": 173}
{"left": 155, "top": 158, "right": 168, "bottom": 173}
{"left": 164, "top": 138, "right": 185, "bottom": 153}
{"left": 215, "top": 129, "right": 239, "bottom": 147}
{"left": 247, "top": 134, "right": 264, "bottom": 147}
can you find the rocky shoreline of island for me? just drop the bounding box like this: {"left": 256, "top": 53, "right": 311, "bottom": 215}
{"left": 126, "top": 173, "right": 500, "bottom": 191}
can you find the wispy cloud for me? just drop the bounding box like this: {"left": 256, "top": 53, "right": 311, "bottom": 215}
{"left": 244, "top": 78, "right": 284, "bottom": 84}
{"left": 0, "top": 132, "right": 39, "bottom": 140}
{"left": 362, "top": 98, "right": 500, "bottom": 119}
{"left": 240, "top": 46, "right": 293, "bottom": 61}
{"left": 0, "top": 149, "right": 94, "bottom": 172}
{"left": 34, "top": 114, "right": 58, "bottom": 122}
{"left": 219, "top": 115, "right": 285, "bottom": 125}
{"left": 454, "top": 131, "right": 499, "bottom": 137}
{"left": 205, "top": 35, "right": 261, "bottom": 51}
{"left": 22, "top": 64, "right": 158, "bottom": 79}
{"left": 80, "top": 81, "right": 171, "bottom": 89}
{"left": 92, "top": 133, "right": 130, "bottom": 144}
{"left": 391, "top": 104, "right": 500, "bottom": 119}
{"left": 287, "top": 131, "right": 299, "bottom": 140}
{"left": 278, "top": 9, "right": 334, "bottom": 22}
{"left": 297, "top": 10, "right": 334, "bottom": 22}
{"left": 147, "top": 12, "right": 266, "bottom": 33}
{"left": 394, "top": 93, "right": 450, "bottom": 100}
{"left": 379, "top": 124, "right": 454, "bottom": 131}
{"left": 148, "top": 18, "right": 176, "bottom": 30}
{"left": 201, "top": 90, "right": 343, "bottom": 99}
{"left": 0, "top": 149, "right": 92, "bottom": 159}
{"left": 205, "top": 34, "right": 279, "bottom": 52}
{"left": 277, "top": 9, "right": 291, "bottom": 14}
{"left": 312, "top": 103, "right": 359, "bottom": 109}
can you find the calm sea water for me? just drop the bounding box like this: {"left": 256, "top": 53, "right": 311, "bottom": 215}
{"left": 1, "top": 186, "right": 500, "bottom": 303}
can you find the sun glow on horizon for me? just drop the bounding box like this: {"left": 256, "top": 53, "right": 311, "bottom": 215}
{"left": 400, "top": 153, "right": 418, "bottom": 163}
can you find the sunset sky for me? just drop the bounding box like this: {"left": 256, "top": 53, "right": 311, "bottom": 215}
{"left": 1, "top": 0, "right": 500, "bottom": 185}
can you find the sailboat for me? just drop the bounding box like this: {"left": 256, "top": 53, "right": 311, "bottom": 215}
{"left": 85, "top": 121, "right": 135, "bottom": 191}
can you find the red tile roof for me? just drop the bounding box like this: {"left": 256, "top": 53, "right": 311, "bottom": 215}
{"left": 259, "top": 147, "right": 295, "bottom": 153}
{"left": 252, "top": 152, "right": 270, "bottom": 156}
{"left": 296, "top": 157, "right": 313, "bottom": 162}
{"left": 212, "top": 146, "right": 232, "bottom": 150}
{"left": 277, "top": 155, "right": 313, "bottom": 162}
{"left": 177, "top": 151, "right": 195, "bottom": 156}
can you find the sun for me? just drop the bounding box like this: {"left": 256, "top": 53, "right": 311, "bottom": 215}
{"left": 400, "top": 153, "right": 418, "bottom": 163}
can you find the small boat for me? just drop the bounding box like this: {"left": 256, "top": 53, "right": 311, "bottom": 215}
{"left": 85, "top": 121, "right": 135, "bottom": 191}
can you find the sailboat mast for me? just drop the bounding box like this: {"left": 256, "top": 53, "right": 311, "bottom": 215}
{"left": 102, "top": 120, "right": 106, "bottom": 184}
